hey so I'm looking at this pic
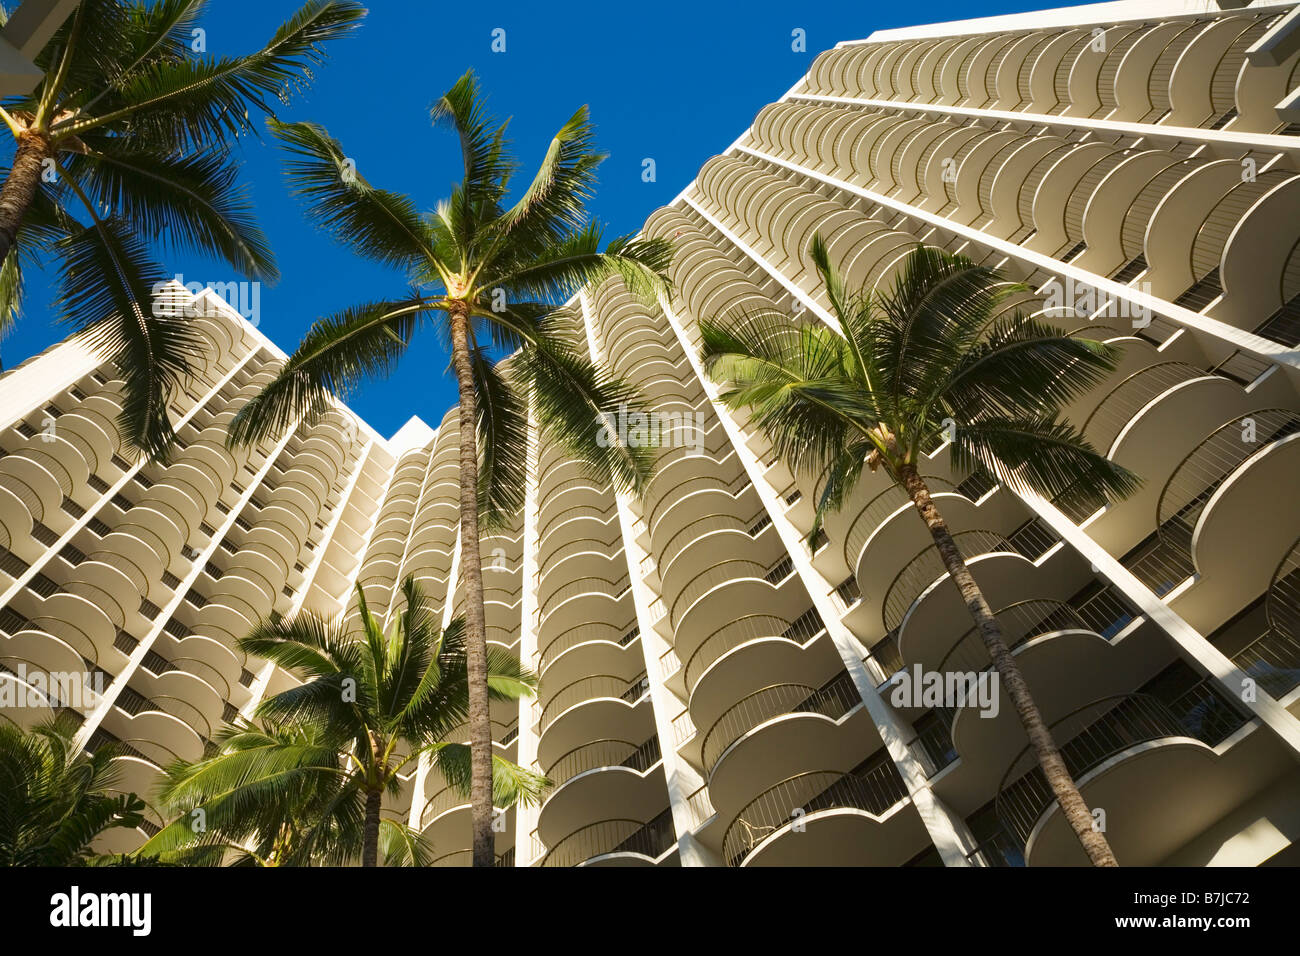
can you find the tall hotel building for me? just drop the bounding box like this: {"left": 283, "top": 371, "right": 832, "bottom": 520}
{"left": 3, "top": 0, "right": 1300, "bottom": 867}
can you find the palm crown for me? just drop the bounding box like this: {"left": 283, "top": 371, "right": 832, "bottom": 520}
{"left": 0, "top": 0, "right": 364, "bottom": 457}
{"left": 227, "top": 70, "right": 674, "bottom": 517}
{"left": 141, "top": 576, "right": 544, "bottom": 866}
{"left": 700, "top": 237, "right": 1140, "bottom": 528}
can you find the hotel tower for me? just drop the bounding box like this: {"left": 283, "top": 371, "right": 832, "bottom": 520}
{"left": 3, "top": 0, "right": 1300, "bottom": 866}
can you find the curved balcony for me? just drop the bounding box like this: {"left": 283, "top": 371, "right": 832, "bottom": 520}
{"left": 1187, "top": 428, "right": 1300, "bottom": 612}
{"left": 685, "top": 608, "right": 829, "bottom": 715}
{"left": 538, "top": 576, "right": 629, "bottom": 634}
{"left": 653, "top": 510, "right": 762, "bottom": 588}
{"left": 1080, "top": 362, "right": 1207, "bottom": 456}
{"left": 537, "top": 508, "right": 619, "bottom": 562}
{"left": 888, "top": 530, "right": 1027, "bottom": 648}
{"left": 676, "top": 558, "right": 805, "bottom": 648}
{"left": 0, "top": 665, "right": 59, "bottom": 728}
{"left": 103, "top": 705, "right": 204, "bottom": 767}
{"left": 417, "top": 784, "right": 477, "bottom": 842}
{"left": 841, "top": 476, "right": 957, "bottom": 574}
{"left": 536, "top": 672, "right": 652, "bottom": 769}
{"left": 1, "top": 628, "right": 94, "bottom": 684}
{"left": 918, "top": 594, "right": 1133, "bottom": 686}
{"left": 994, "top": 689, "right": 1250, "bottom": 866}
{"left": 538, "top": 549, "right": 623, "bottom": 605}
{"left": 541, "top": 530, "right": 622, "bottom": 577}
{"left": 1217, "top": 536, "right": 1300, "bottom": 702}
{"left": 539, "top": 672, "right": 650, "bottom": 734}
{"left": 537, "top": 736, "right": 664, "bottom": 846}
{"left": 681, "top": 613, "right": 793, "bottom": 697}
{"left": 722, "top": 762, "right": 911, "bottom": 867}
{"left": 646, "top": 465, "right": 751, "bottom": 547}
{"left": 537, "top": 477, "right": 610, "bottom": 527}
{"left": 540, "top": 810, "right": 676, "bottom": 867}
{"left": 700, "top": 673, "right": 860, "bottom": 778}
{"left": 537, "top": 619, "right": 637, "bottom": 677}
{"left": 667, "top": 557, "right": 766, "bottom": 630}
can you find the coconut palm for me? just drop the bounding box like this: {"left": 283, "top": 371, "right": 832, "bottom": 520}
{"left": 225, "top": 70, "right": 672, "bottom": 865}
{"left": 698, "top": 239, "right": 1140, "bottom": 867}
{"left": 0, "top": 718, "right": 146, "bottom": 865}
{"left": 0, "top": 0, "right": 364, "bottom": 456}
{"left": 142, "top": 576, "right": 546, "bottom": 866}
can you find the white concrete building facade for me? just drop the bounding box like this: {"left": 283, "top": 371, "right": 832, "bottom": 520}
{"left": 3, "top": 0, "right": 1300, "bottom": 866}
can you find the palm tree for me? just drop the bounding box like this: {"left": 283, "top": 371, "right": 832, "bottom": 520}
{"left": 142, "top": 576, "right": 546, "bottom": 866}
{"left": 699, "top": 240, "right": 1140, "bottom": 867}
{"left": 225, "top": 70, "right": 672, "bottom": 865}
{"left": 0, "top": 0, "right": 364, "bottom": 456}
{"left": 0, "top": 718, "right": 146, "bottom": 864}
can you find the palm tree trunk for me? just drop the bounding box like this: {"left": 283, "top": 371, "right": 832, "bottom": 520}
{"left": 448, "top": 303, "right": 496, "bottom": 868}
{"left": 897, "top": 463, "right": 1118, "bottom": 867}
{"left": 0, "top": 132, "right": 51, "bottom": 265}
{"left": 362, "top": 786, "right": 382, "bottom": 867}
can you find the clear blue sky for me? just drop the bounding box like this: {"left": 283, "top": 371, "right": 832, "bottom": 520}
{"left": 6, "top": 0, "right": 1079, "bottom": 439}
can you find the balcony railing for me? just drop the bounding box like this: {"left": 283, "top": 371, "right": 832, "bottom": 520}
{"left": 537, "top": 671, "right": 649, "bottom": 732}
{"left": 682, "top": 610, "right": 824, "bottom": 696}
{"left": 668, "top": 558, "right": 767, "bottom": 628}
{"left": 538, "top": 575, "right": 629, "bottom": 622}
{"left": 540, "top": 809, "right": 676, "bottom": 867}
{"left": 994, "top": 688, "right": 1249, "bottom": 852}
{"left": 840, "top": 477, "right": 957, "bottom": 572}
{"left": 882, "top": 530, "right": 1016, "bottom": 635}
{"left": 722, "top": 760, "right": 908, "bottom": 866}
{"left": 542, "top": 735, "right": 662, "bottom": 791}
{"left": 537, "top": 618, "right": 637, "bottom": 673}
{"left": 935, "top": 599, "right": 1090, "bottom": 676}
{"left": 1081, "top": 362, "right": 1204, "bottom": 454}
{"left": 700, "top": 672, "right": 860, "bottom": 774}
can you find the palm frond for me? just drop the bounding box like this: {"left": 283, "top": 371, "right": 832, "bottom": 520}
{"left": 72, "top": 145, "right": 277, "bottom": 280}
{"left": 513, "top": 336, "right": 657, "bottom": 495}
{"left": 472, "top": 351, "right": 528, "bottom": 528}
{"left": 227, "top": 297, "right": 428, "bottom": 447}
{"left": 431, "top": 744, "right": 550, "bottom": 810}
{"left": 950, "top": 414, "right": 1141, "bottom": 504}
{"left": 268, "top": 119, "right": 435, "bottom": 272}
{"left": 53, "top": 208, "right": 200, "bottom": 459}
{"left": 61, "top": 0, "right": 366, "bottom": 149}
{"left": 429, "top": 70, "right": 513, "bottom": 228}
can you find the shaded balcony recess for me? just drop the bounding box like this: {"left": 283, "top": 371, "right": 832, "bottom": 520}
{"left": 1254, "top": 290, "right": 1300, "bottom": 348}
{"left": 1123, "top": 413, "right": 1299, "bottom": 597}
{"left": 1212, "top": 545, "right": 1300, "bottom": 701}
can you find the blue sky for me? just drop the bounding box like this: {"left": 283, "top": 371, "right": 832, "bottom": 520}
{"left": 6, "top": 0, "right": 1078, "bottom": 439}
